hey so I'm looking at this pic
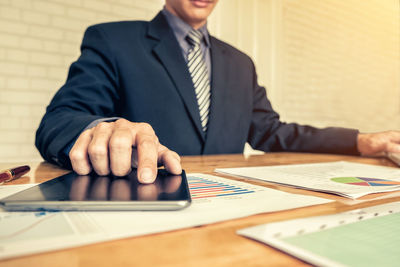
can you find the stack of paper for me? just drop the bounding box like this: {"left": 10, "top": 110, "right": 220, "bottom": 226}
{"left": 216, "top": 161, "right": 400, "bottom": 198}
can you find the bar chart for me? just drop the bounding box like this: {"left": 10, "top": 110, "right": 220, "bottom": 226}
{"left": 188, "top": 176, "right": 255, "bottom": 199}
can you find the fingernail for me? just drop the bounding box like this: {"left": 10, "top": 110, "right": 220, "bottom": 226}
{"left": 140, "top": 168, "right": 154, "bottom": 183}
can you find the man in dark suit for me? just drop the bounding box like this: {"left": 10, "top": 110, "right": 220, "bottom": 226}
{"left": 36, "top": 0, "right": 400, "bottom": 183}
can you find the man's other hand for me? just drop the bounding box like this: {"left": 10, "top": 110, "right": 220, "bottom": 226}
{"left": 69, "top": 119, "right": 182, "bottom": 183}
{"left": 357, "top": 131, "right": 400, "bottom": 156}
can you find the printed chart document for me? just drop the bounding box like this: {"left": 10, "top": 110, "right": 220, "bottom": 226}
{"left": 238, "top": 201, "right": 400, "bottom": 267}
{"left": 216, "top": 161, "right": 400, "bottom": 199}
{"left": 0, "top": 173, "right": 331, "bottom": 260}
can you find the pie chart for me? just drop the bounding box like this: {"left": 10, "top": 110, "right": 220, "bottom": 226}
{"left": 331, "top": 177, "right": 400, "bottom": 186}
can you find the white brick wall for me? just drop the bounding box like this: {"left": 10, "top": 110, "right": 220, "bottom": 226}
{"left": 0, "top": 0, "right": 164, "bottom": 162}
{"left": 277, "top": 0, "right": 400, "bottom": 132}
{"left": 0, "top": 0, "right": 398, "bottom": 163}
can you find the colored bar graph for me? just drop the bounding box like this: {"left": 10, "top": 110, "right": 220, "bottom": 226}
{"left": 188, "top": 176, "right": 255, "bottom": 199}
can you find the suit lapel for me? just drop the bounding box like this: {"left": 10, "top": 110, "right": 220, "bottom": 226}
{"left": 148, "top": 13, "right": 205, "bottom": 141}
{"left": 203, "top": 37, "right": 229, "bottom": 153}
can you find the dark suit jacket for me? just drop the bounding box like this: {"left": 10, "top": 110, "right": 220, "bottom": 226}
{"left": 36, "top": 12, "right": 359, "bottom": 167}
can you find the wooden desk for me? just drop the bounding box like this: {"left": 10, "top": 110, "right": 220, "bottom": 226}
{"left": 2, "top": 153, "right": 399, "bottom": 267}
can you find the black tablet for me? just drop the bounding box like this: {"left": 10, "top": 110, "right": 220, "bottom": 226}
{"left": 0, "top": 169, "right": 191, "bottom": 211}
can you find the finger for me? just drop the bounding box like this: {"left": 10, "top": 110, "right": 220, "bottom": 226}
{"left": 88, "top": 122, "right": 114, "bottom": 176}
{"left": 69, "top": 129, "right": 93, "bottom": 175}
{"left": 158, "top": 145, "right": 182, "bottom": 174}
{"left": 134, "top": 126, "right": 159, "bottom": 183}
{"left": 109, "top": 127, "right": 134, "bottom": 176}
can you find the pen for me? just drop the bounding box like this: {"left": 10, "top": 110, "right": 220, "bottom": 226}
{"left": 0, "top": 165, "right": 30, "bottom": 184}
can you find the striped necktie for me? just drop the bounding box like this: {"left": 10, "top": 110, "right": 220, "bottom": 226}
{"left": 186, "top": 29, "right": 211, "bottom": 132}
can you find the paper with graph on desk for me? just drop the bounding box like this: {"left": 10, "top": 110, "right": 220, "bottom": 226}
{"left": 0, "top": 173, "right": 331, "bottom": 260}
{"left": 238, "top": 201, "right": 400, "bottom": 267}
{"left": 216, "top": 161, "right": 400, "bottom": 199}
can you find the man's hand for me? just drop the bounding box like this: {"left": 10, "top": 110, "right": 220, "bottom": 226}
{"left": 357, "top": 131, "right": 400, "bottom": 156}
{"left": 69, "top": 119, "right": 182, "bottom": 183}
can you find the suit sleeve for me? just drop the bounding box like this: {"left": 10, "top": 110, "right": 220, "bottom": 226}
{"left": 247, "top": 62, "right": 360, "bottom": 155}
{"left": 35, "top": 25, "right": 120, "bottom": 167}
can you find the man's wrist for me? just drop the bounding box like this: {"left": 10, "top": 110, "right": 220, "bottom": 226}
{"left": 357, "top": 133, "right": 368, "bottom": 155}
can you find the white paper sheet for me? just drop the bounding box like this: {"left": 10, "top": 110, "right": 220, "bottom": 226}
{"left": 0, "top": 173, "right": 331, "bottom": 260}
{"left": 0, "top": 184, "right": 37, "bottom": 199}
{"left": 238, "top": 202, "right": 400, "bottom": 267}
{"left": 387, "top": 152, "right": 400, "bottom": 166}
{"left": 216, "top": 161, "right": 400, "bottom": 198}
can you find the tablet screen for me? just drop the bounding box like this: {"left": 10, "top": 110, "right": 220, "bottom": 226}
{"left": 2, "top": 169, "right": 191, "bottom": 204}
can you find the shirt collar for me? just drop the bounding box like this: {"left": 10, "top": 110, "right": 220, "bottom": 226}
{"left": 161, "top": 7, "right": 210, "bottom": 47}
